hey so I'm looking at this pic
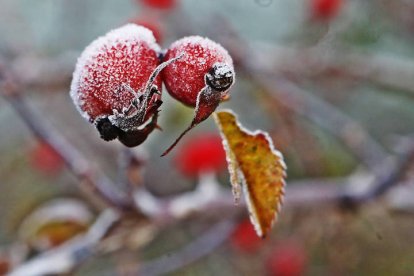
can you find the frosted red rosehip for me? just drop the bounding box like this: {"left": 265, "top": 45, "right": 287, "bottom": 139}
{"left": 160, "top": 36, "right": 235, "bottom": 156}
{"left": 71, "top": 25, "right": 235, "bottom": 151}
{"left": 162, "top": 36, "right": 234, "bottom": 107}
{"left": 71, "top": 24, "right": 161, "bottom": 122}
{"left": 70, "top": 24, "right": 170, "bottom": 147}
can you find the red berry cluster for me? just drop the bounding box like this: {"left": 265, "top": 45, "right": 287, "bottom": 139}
{"left": 70, "top": 24, "right": 234, "bottom": 151}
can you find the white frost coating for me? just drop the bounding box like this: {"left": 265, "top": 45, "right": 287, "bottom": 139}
{"left": 70, "top": 24, "right": 160, "bottom": 121}
{"left": 169, "top": 172, "right": 221, "bottom": 218}
{"left": 169, "top": 35, "right": 233, "bottom": 64}
{"left": 133, "top": 189, "right": 163, "bottom": 217}
{"left": 214, "top": 109, "right": 286, "bottom": 237}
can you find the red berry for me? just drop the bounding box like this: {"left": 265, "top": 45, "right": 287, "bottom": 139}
{"left": 175, "top": 133, "right": 226, "bottom": 177}
{"left": 128, "top": 18, "right": 163, "bottom": 43}
{"left": 71, "top": 24, "right": 161, "bottom": 122}
{"left": 163, "top": 36, "right": 234, "bottom": 107}
{"left": 230, "top": 219, "right": 263, "bottom": 253}
{"left": 310, "top": 0, "right": 343, "bottom": 20}
{"left": 140, "top": 0, "right": 177, "bottom": 10}
{"left": 71, "top": 24, "right": 170, "bottom": 147}
{"left": 160, "top": 36, "right": 235, "bottom": 156}
{"left": 266, "top": 240, "right": 307, "bottom": 276}
{"left": 30, "top": 142, "right": 64, "bottom": 175}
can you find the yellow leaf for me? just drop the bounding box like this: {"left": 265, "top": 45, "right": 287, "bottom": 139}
{"left": 214, "top": 110, "right": 286, "bottom": 238}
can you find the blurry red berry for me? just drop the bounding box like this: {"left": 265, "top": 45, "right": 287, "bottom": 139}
{"left": 310, "top": 0, "right": 343, "bottom": 20}
{"left": 30, "top": 142, "right": 64, "bottom": 175}
{"left": 230, "top": 219, "right": 263, "bottom": 253}
{"left": 140, "top": 0, "right": 177, "bottom": 10}
{"left": 162, "top": 36, "right": 234, "bottom": 107}
{"left": 0, "top": 257, "right": 10, "bottom": 275}
{"left": 128, "top": 18, "right": 163, "bottom": 43}
{"left": 175, "top": 133, "right": 226, "bottom": 177}
{"left": 266, "top": 240, "right": 307, "bottom": 276}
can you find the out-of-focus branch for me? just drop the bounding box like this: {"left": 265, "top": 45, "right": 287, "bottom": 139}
{"left": 118, "top": 148, "right": 147, "bottom": 194}
{"left": 0, "top": 68, "right": 134, "bottom": 211}
{"left": 258, "top": 77, "right": 390, "bottom": 172}
{"left": 10, "top": 52, "right": 76, "bottom": 90}
{"left": 133, "top": 174, "right": 235, "bottom": 223}
{"left": 252, "top": 44, "right": 414, "bottom": 95}
{"left": 138, "top": 219, "right": 236, "bottom": 276}
{"left": 343, "top": 141, "right": 414, "bottom": 205}
{"left": 9, "top": 209, "right": 120, "bottom": 276}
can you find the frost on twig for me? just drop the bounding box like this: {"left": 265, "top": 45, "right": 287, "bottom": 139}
{"left": 9, "top": 209, "right": 120, "bottom": 276}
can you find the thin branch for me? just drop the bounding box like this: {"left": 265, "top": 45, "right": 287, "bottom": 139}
{"left": 2, "top": 91, "right": 134, "bottom": 211}
{"left": 258, "top": 77, "right": 390, "bottom": 173}
{"left": 138, "top": 219, "right": 236, "bottom": 276}
{"left": 118, "top": 148, "right": 147, "bottom": 194}
{"left": 253, "top": 44, "right": 414, "bottom": 95}
{"left": 344, "top": 142, "right": 414, "bottom": 204}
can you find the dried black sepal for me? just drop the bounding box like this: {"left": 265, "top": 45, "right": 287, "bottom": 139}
{"left": 96, "top": 117, "right": 120, "bottom": 141}
{"left": 205, "top": 62, "right": 234, "bottom": 92}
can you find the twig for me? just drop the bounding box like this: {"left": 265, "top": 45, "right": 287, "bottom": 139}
{"left": 8, "top": 209, "right": 120, "bottom": 276}
{"left": 118, "top": 148, "right": 147, "bottom": 194}
{"left": 133, "top": 174, "right": 235, "bottom": 222}
{"left": 258, "top": 77, "right": 390, "bottom": 173}
{"left": 252, "top": 44, "right": 414, "bottom": 95}
{"left": 343, "top": 142, "right": 414, "bottom": 205}
{"left": 2, "top": 91, "right": 134, "bottom": 211}
{"left": 137, "top": 219, "right": 236, "bottom": 276}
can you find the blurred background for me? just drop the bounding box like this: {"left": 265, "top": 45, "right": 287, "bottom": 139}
{"left": 1, "top": 0, "right": 414, "bottom": 275}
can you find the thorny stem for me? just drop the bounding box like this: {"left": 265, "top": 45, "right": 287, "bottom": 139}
{"left": 160, "top": 86, "right": 211, "bottom": 157}
{"left": 138, "top": 53, "right": 184, "bottom": 124}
